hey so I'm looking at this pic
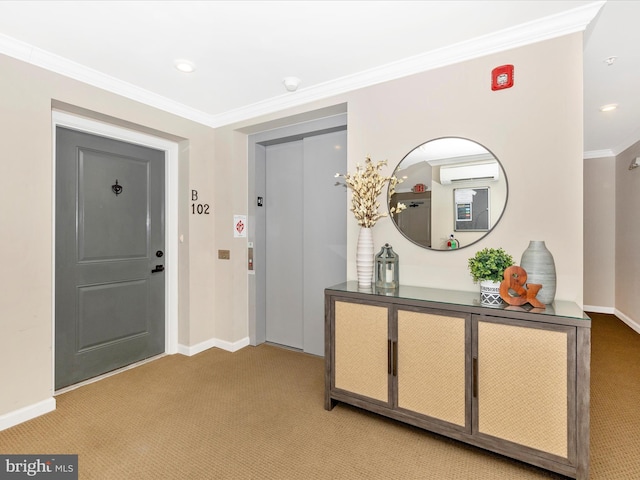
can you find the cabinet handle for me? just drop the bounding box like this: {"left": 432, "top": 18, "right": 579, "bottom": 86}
{"left": 388, "top": 340, "right": 392, "bottom": 375}
{"left": 472, "top": 357, "right": 478, "bottom": 398}
{"left": 392, "top": 341, "right": 398, "bottom": 377}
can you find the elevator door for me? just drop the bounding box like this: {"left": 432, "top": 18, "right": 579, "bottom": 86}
{"left": 265, "top": 130, "right": 347, "bottom": 355}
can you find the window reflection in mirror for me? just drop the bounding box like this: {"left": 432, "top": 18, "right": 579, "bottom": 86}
{"left": 389, "top": 137, "right": 508, "bottom": 251}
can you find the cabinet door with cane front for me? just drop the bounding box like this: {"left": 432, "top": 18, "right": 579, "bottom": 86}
{"left": 332, "top": 300, "right": 390, "bottom": 406}
{"left": 396, "top": 307, "right": 471, "bottom": 433}
{"left": 473, "top": 316, "right": 576, "bottom": 463}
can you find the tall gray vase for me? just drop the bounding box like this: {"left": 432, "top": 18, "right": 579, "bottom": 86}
{"left": 520, "top": 241, "right": 556, "bottom": 304}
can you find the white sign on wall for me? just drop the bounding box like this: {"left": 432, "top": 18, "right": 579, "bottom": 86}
{"left": 234, "top": 215, "right": 247, "bottom": 238}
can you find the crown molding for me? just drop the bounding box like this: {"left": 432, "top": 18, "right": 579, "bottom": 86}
{"left": 583, "top": 149, "right": 615, "bottom": 159}
{"left": 584, "top": 124, "right": 640, "bottom": 159}
{"left": 611, "top": 126, "right": 640, "bottom": 156}
{"left": 0, "top": 2, "right": 605, "bottom": 130}
{"left": 209, "top": 1, "right": 606, "bottom": 127}
{"left": 0, "top": 32, "right": 217, "bottom": 127}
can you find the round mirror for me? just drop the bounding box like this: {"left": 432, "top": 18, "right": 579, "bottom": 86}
{"left": 389, "top": 137, "right": 508, "bottom": 251}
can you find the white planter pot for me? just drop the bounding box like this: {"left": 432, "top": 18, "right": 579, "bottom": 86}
{"left": 480, "top": 280, "right": 503, "bottom": 306}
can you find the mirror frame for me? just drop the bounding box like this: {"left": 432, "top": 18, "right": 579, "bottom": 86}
{"left": 388, "top": 137, "right": 509, "bottom": 251}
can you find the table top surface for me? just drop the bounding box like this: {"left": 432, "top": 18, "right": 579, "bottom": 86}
{"left": 326, "top": 281, "right": 591, "bottom": 323}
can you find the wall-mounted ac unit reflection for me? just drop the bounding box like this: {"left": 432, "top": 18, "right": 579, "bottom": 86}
{"left": 440, "top": 162, "right": 499, "bottom": 184}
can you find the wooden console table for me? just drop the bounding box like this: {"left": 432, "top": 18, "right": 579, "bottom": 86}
{"left": 325, "top": 282, "right": 591, "bottom": 479}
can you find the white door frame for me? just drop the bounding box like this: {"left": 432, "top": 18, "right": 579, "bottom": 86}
{"left": 51, "top": 110, "right": 179, "bottom": 392}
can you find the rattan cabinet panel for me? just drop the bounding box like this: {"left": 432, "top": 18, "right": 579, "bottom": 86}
{"left": 334, "top": 300, "right": 389, "bottom": 404}
{"left": 325, "top": 283, "right": 590, "bottom": 480}
{"left": 476, "top": 319, "right": 572, "bottom": 459}
{"left": 397, "top": 309, "right": 468, "bottom": 428}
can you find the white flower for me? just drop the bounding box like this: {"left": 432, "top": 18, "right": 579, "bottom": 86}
{"left": 335, "top": 156, "right": 405, "bottom": 228}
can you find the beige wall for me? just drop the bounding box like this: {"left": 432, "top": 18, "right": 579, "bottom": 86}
{"left": 0, "top": 32, "right": 585, "bottom": 421}
{"left": 0, "top": 54, "right": 218, "bottom": 416}
{"left": 345, "top": 35, "right": 584, "bottom": 300}
{"left": 615, "top": 140, "right": 640, "bottom": 326}
{"left": 583, "top": 140, "right": 640, "bottom": 331}
{"left": 223, "top": 33, "right": 585, "bottom": 302}
{"left": 584, "top": 157, "right": 616, "bottom": 309}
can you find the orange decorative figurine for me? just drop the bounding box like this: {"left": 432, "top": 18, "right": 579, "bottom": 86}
{"left": 499, "top": 265, "right": 545, "bottom": 309}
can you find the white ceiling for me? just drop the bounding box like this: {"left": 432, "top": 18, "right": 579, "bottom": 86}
{"left": 0, "top": 0, "right": 635, "bottom": 157}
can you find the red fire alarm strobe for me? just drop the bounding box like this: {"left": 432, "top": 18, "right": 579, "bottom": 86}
{"left": 491, "top": 64, "right": 514, "bottom": 91}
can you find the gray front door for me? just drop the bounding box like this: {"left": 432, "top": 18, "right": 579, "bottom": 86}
{"left": 55, "top": 126, "right": 165, "bottom": 390}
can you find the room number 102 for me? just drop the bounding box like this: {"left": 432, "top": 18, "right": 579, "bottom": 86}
{"left": 191, "top": 189, "right": 210, "bottom": 215}
{"left": 191, "top": 203, "right": 210, "bottom": 214}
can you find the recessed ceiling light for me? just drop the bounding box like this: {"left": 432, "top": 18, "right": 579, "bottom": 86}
{"left": 599, "top": 104, "right": 618, "bottom": 112}
{"left": 174, "top": 59, "right": 196, "bottom": 73}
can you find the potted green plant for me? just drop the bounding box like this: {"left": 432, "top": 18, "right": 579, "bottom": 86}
{"left": 468, "top": 247, "right": 514, "bottom": 305}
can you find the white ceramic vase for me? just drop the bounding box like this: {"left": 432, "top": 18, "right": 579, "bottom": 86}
{"left": 480, "top": 280, "right": 503, "bottom": 306}
{"left": 356, "top": 227, "right": 374, "bottom": 287}
{"left": 520, "top": 240, "right": 556, "bottom": 304}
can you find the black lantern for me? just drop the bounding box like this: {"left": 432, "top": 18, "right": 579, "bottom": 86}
{"left": 375, "top": 243, "right": 399, "bottom": 290}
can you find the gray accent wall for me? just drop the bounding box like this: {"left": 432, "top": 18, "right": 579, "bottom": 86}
{"left": 615, "top": 140, "right": 640, "bottom": 330}
{"left": 583, "top": 156, "right": 616, "bottom": 309}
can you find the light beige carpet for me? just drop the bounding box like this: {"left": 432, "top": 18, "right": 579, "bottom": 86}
{"left": 0, "top": 312, "right": 637, "bottom": 479}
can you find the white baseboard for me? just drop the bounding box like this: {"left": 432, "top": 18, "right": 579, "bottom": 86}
{"left": 614, "top": 309, "right": 640, "bottom": 334}
{"left": 584, "top": 305, "right": 640, "bottom": 334}
{"left": 178, "top": 338, "right": 217, "bottom": 356}
{"left": 215, "top": 337, "right": 251, "bottom": 352}
{"left": 178, "top": 336, "right": 251, "bottom": 356}
{"left": 583, "top": 305, "right": 615, "bottom": 314}
{"left": 0, "top": 397, "right": 56, "bottom": 432}
{"left": 1, "top": 336, "right": 250, "bottom": 431}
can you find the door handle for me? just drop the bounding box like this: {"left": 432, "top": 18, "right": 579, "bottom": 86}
{"left": 473, "top": 357, "right": 478, "bottom": 398}
{"left": 151, "top": 265, "right": 165, "bottom": 273}
{"left": 392, "top": 341, "right": 398, "bottom": 377}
